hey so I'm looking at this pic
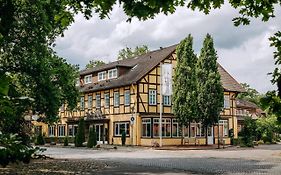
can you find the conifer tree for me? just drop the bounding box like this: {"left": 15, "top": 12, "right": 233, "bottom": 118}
{"left": 75, "top": 118, "right": 85, "bottom": 147}
{"left": 173, "top": 34, "right": 199, "bottom": 145}
{"left": 197, "top": 34, "right": 224, "bottom": 145}
{"left": 87, "top": 127, "right": 96, "bottom": 148}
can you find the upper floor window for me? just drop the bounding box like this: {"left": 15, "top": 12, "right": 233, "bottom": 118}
{"left": 104, "top": 93, "right": 110, "bottom": 108}
{"left": 75, "top": 78, "right": 80, "bottom": 86}
{"left": 224, "top": 95, "right": 230, "bottom": 108}
{"left": 88, "top": 95, "right": 93, "bottom": 109}
{"left": 80, "top": 96, "right": 85, "bottom": 110}
{"left": 149, "top": 89, "right": 157, "bottom": 105}
{"left": 96, "top": 94, "right": 101, "bottom": 108}
{"left": 163, "top": 95, "right": 171, "bottom": 106}
{"left": 98, "top": 71, "right": 106, "bottom": 81}
{"left": 124, "top": 90, "right": 130, "bottom": 106}
{"left": 108, "top": 68, "right": 117, "bottom": 79}
{"left": 114, "top": 92, "right": 120, "bottom": 107}
{"left": 84, "top": 75, "right": 92, "bottom": 84}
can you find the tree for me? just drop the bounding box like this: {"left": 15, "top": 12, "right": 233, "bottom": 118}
{"left": 256, "top": 115, "right": 281, "bottom": 143}
{"left": 240, "top": 116, "right": 256, "bottom": 147}
{"left": 197, "top": 34, "right": 224, "bottom": 145}
{"left": 237, "top": 83, "right": 261, "bottom": 105}
{"left": 87, "top": 127, "right": 96, "bottom": 148}
{"left": 118, "top": 45, "right": 149, "bottom": 60}
{"left": 85, "top": 60, "right": 105, "bottom": 69}
{"left": 173, "top": 35, "right": 198, "bottom": 145}
{"left": 260, "top": 91, "right": 281, "bottom": 124}
{"left": 75, "top": 118, "right": 85, "bottom": 147}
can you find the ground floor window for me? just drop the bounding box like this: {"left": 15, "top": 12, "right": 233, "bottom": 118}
{"left": 48, "top": 125, "right": 56, "bottom": 137}
{"left": 172, "top": 119, "right": 179, "bottom": 137}
{"left": 153, "top": 119, "right": 159, "bottom": 137}
{"left": 162, "top": 118, "right": 171, "bottom": 137}
{"left": 142, "top": 118, "right": 151, "bottom": 137}
{"left": 219, "top": 120, "right": 229, "bottom": 137}
{"left": 114, "top": 122, "right": 129, "bottom": 136}
{"left": 68, "top": 124, "right": 78, "bottom": 137}
{"left": 58, "top": 125, "right": 66, "bottom": 137}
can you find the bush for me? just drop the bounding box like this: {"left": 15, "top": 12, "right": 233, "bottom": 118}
{"left": 240, "top": 117, "right": 256, "bottom": 147}
{"left": 75, "top": 118, "right": 85, "bottom": 147}
{"left": 232, "top": 138, "right": 240, "bottom": 146}
{"left": 64, "top": 137, "right": 68, "bottom": 146}
{"left": 121, "top": 131, "right": 126, "bottom": 146}
{"left": 35, "top": 133, "right": 45, "bottom": 145}
{"left": 0, "top": 132, "right": 38, "bottom": 167}
{"left": 87, "top": 127, "right": 97, "bottom": 148}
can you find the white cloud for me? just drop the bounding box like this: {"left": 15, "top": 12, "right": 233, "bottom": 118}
{"left": 54, "top": 3, "right": 281, "bottom": 93}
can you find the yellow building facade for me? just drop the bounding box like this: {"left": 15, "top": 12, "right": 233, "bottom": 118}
{"left": 33, "top": 45, "right": 245, "bottom": 146}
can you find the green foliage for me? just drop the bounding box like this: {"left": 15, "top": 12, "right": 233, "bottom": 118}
{"left": 237, "top": 83, "right": 262, "bottom": 105}
{"left": 260, "top": 91, "right": 281, "bottom": 124}
{"left": 87, "top": 127, "right": 96, "bottom": 148}
{"left": 35, "top": 133, "right": 45, "bottom": 145}
{"left": 121, "top": 131, "right": 126, "bottom": 146}
{"left": 64, "top": 136, "right": 69, "bottom": 146}
{"left": 118, "top": 45, "right": 149, "bottom": 60}
{"left": 197, "top": 34, "right": 224, "bottom": 145}
{"left": 240, "top": 117, "right": 257, "bottom": 147}
{"left": 0, "top": 132, "right": 37, "bottom": 167}
{"left": 173, "top": 35, "right": 199, "bottom": 126}
{"left": 256, "top": 115, "right": 281, "bottom": 143}
{"left": 75, "top": 118, "right": 85, "bottom": 147}
{"left": 85, "top": 60, "right": 106, "bottom": 69}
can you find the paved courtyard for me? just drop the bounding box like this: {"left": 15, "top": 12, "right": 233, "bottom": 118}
{"left": 41, "top": 144, "right": 281, "bottom": 175}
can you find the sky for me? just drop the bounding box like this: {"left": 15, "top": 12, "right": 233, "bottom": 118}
{"left": 54, "top": 3, "right": 281, "bottom": 93}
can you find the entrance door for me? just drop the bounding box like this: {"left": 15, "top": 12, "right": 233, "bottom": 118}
{"left": 207, "top": 126, "right": 214, "bottom": 144}
{"left": 95, "top": 124, "right": 108, "bottom": 144}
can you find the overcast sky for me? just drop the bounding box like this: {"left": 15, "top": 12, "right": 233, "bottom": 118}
{"left": 54, "top": 3, "right": 281, "bottom": 93}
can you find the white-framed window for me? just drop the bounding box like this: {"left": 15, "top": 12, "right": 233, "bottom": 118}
{"left": 96, "top": 94, "right": 101, "bottom": 108}
{"left": 48, "top": 125, "right": 56, "bottom": 137}
{"left": 149, "top": 89, "right": 157, "bottom": 105}
{"left": 142, "top": 118, "right": 151, "bottom": 137}
{"left": 219, "top": 120, "right": 228, "bottom": 137}
{"left": 88, "top": 95, "right": 93, "bottom": 109}
{"left": 98, "top": 71, "right": 106, "bottom": 81}
{"left": 161, "top": 118, "right": 171, "bottom": 137}
{"left": 68, "top": 124, "right": 78, "bottom": 137}
{"left": 124, "top": 90, "right": 130, "bottom": 106}
{"left": 224, "top": 95, "right": 230, "bottom": 108}
{"left": 108, "top": 68, "right": 117, "bottom": 79}
{"left": 152, "top": 118, "right": 171, "bottom": 137}
{"left": 114, "top": 122, "right": 129, "bottom": 136}
{"left": 196, "top": 123, "right": 205, "bottom": 137}
{"left": 58, "top": 125, "right": 65, "bottom": 137}
{"left": 104, "top": 93, "right": 110, "bottom": 108}
{"left": 114, "top": 92, "right": 119, "bottom": 107}
{"left": 84, "top": 75, "right": 92, "bottom": 84}
{"left": 153, "top": 118, "right": 160, "bottom": 137}
{"left": 80, "top": 96, "right": 85, "bottom": 110}
{"left": 163, "top": 95, "right": 171, "bottom": 106}
{"left": 172, "top": 119, "right": 179, "bottom": 137}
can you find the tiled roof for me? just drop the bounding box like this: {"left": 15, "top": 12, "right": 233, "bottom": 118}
{"left": 80, "top": 44, "right": 245, "bottom": 93}
{"left": 236, "top": 99, "right": 259, "bottom": 109}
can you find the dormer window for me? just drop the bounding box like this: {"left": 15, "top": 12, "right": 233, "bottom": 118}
{"left": 84, "top": 75, "right": 92, "bottom": 84}
{"left": 98, "top": 71, "right": 106, "bottom": 81}
{"left": 108, "top": 68, "right": 117, "bottom": 79}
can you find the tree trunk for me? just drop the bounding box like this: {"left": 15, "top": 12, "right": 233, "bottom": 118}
{"left": 181, "top": 125, "right": 184, "bottom": 145}
{"left": 205, "top": 125, "right": 208, "bottom": 146}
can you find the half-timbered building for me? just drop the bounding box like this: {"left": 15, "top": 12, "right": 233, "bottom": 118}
{"left": 34, "top": 44, "right": 245, "bottom": 146}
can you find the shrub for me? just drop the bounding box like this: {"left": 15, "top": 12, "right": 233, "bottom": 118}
{"left": 121, "top": 131, "right": 126, "bottom": 146}
{"left": 75, "top": 118, "right": 85, "bottom": 147}
{"left": 64, "top": 137, "right": 68, "bottom": 146}
{"left": 87, "top": 127, "right": 96, "bottom": 148}
{"left": 240, "top": 117, "right": 256, "bottom": 147}
{"left": 0, "top": 132, "right": 37, "bottom": 167}
{"left": 35, "top": 133, "right": 45, "bottom": 145}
